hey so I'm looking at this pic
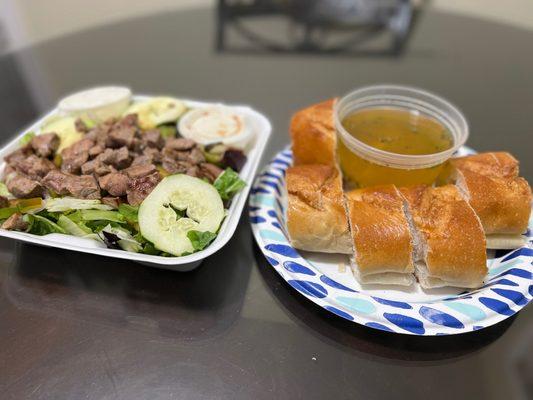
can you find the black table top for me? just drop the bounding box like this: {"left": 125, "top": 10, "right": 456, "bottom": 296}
{"left": 0, "top": 4, "right": 532, "bottom": 400}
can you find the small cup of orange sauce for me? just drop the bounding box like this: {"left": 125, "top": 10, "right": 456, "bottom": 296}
{"left": 334, "top": 85, "right": 468, "bottom": 187}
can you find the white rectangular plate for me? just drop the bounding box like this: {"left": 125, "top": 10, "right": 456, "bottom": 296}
{"left": 0, "top": 96, "right": 272, "bottom": 271}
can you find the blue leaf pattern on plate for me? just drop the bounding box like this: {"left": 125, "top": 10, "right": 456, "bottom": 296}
{"left": 419, "top": 306, "right": 464, "bottom": 329}
{"left": 287, "top": 280, "right": 328, "bottom": 298}
{"left": 320, "top": 275, "right": 358, "bottom": 292}
{"left": 324, "top": 306, "right": 354, "bottom": 321}
{"left": 265, "top": 244, "right": 299, "bottom": 258}
{"left": 283, "top": 261, "right": 316, "bottom": 276}
{"left": 383, "top": 313, "right": 425, "bottom": 335}
{"left": 371, "top": 297, "right": 412, "bottom": 310}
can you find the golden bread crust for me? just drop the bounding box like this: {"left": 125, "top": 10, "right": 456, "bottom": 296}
{"left": 286, "top": 164, "right": 351, "bottom": 253}
{"left": 345, "top": 185, "right": 413, "bottom": 275}
{"left": 401, "top": 185, "right": 487, "bottom": 287}
{"left": 290, "top": 99, "right": 337, "bottom": 166}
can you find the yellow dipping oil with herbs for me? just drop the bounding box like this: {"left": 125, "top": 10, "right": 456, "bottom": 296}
{"left": 338, "top": 107, "right": 454, "bottom": 187}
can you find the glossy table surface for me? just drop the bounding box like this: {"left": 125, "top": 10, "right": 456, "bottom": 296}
{"left": 0, "top": 4, "right": 532, "bottom": 400}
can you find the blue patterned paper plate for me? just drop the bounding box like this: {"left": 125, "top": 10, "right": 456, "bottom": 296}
{"left": 249, "top": 148, "right": 533, "bottom": 336}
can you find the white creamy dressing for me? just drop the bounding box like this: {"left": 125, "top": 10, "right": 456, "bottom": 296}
{"left": 59, "top": 87, "right": 131, "bottom": 111}
{"left": 178, "top": 106, "right": 251, "bottom": 148}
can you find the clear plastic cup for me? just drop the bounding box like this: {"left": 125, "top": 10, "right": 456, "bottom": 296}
{"left": 334, "top": 85, "right": 469, "bottom": 187}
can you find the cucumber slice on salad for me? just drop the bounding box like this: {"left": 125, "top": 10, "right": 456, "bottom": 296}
{"left": 138, "top": 174, "right": 224, "bottom": 256}
{"left": 125, "top": 97, "right": 186, "bottom": 130}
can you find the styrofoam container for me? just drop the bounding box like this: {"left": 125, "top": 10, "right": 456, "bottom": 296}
{"left": 0, "top": 95, "right": 271, "bottom": 271}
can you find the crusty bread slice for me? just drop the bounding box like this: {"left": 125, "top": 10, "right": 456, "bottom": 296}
{"left": 345, "top": 185, "right": 415, "bottom": 286}
{"left": 290, "top": 99, "right": 338, "bottom": 167}
{"left": 285, "top": 164, "right": 352, "bottom": 253}
{"left": 444, "top": 152, "right": 532, "bottom": 242}
{"left": 400, "top": 185, "right": 487, "bottom": 289}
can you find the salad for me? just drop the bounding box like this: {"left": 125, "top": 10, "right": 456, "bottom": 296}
{"left": 0, "top": 87, "right": 250, "bottom": 257}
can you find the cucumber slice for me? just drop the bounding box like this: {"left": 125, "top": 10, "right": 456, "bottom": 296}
{"left": 138, "top": 175, "right": 224, "bottom": 256}
{"left": 125, "top": 97, "right": 186, "bottom": 130}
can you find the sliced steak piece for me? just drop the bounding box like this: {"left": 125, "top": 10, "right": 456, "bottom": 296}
{"left": 0, "top": 195, "right": 9, "bottom": 208}
{"left": 1, "top": 213, "right": 28, "bottom": 231}
{"left": 126, "top": 171, "right": 161, "bottom": 206}
{"left": 199, "top": 163, "right": 224, "bottom": 182}
{"left": 124, "top": 164, "right": 157, "bottom": 179}
{"left": 66, "top": 175, "right": 101, "bottom": 199}
{"left": 42, "top": 170, "right": 71, "bottom": 195}
{"left": 143, "top": 130, "right": 164, "bottom": 149}
{"left": 61, "top": 138, "right": 94, "bottom": 174}
{"left": 102, "top": 196, "right": 120, "bottom": 209}
{"left": 107, "top": 126, "right": 136, "bottom": 149}
{"left": 31, "top": 132, "right": 60, "bottom": 158}
{"left": 6, "top": 174, "right": 44, "bottom": 198}
{"left": 16, "top": 155, "right": 56, "bottom": 180}
{"left": 165, "top": 138, "right": 196, "bottom": 151}
{"left": 99, "top": 173, "right": 130, "bottom": 197}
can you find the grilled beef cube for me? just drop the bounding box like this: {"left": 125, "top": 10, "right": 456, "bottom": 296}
{"left": 16, "top": 155, "right": 56, "bottom": 180}
{"left": 161, "top": 157, "right": 189, "bottom": 174}
{"left": 74, "top": 118, "right": 89, "bottom": 133}
{"left": 5, "top": 146, "right": 33, "bottom": 169}
{"left": 6, "top": 174, "right": 44, "bottom": 198}
{"left": 143, "top": 130, "right": 164, "bottom": 149}
{"left": 165, "top": 138, "right": 195, "bottom": 151}
{"left": 185, "top": 165, "right": 200, "bottom": 178}
{"left": 107, "top": 126, "right": 136, "bottom": 149}
{"left": 126, "top": 171, "right": 161, "bottom": 206}
{"left": 31, "top": 132, "right": 59, "bottom": 158}
{"left": 143, "top": 147, "right": 161, "bottom": 163}
{"left": 187, "top": 147, "right": 206, "bottom": 164}
{"left": 131, "top": 155, "right": 152, "bottom": 167}
{"left": 98, "top": 173, "right": 130, "bottom": 197}
{"left": 120, "top": 114, "right": 138, "bottom": 128}
{"left": 99, "top": 147, "right": 132, "bottom": 170}
{"left": 199, "top": 163, "right": 223, "bottom": 182}
{"left": 61, "top": 138, "right": 94, "bottom": 174}
{"left": 95, "top": 164, "right": 115, "bottom": 177}
{"left": 124, "top": 164, "right": 157, "bottom": 179}
{"left": 88, "top": 144, "right": 104, "bottom": 158}
{"left": 0, "top": 195, "right": 9, "bottom": 208}
{"left": 66, "top": 175, "right": 101, "bottom": 200}
{"left": 42, "top": 170, "right": 71, "bottom": 195}
{"left": 1, "top": 213, "right": 28, "bottom": 231}
{"left": 101, "top": 196, "right": 120, "bottom": 209}
{"left": 111, "top": 147, "right": 132, "bottom": 169}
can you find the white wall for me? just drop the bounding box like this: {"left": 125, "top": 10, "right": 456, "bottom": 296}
{"left": 1, "top": 0, "right": 533, "bottom": 53}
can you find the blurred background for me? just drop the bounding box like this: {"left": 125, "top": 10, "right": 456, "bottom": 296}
{"left": 2, "top": 0, "right": 533, "bottom": 53}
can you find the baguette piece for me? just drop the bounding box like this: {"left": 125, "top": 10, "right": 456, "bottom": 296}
{"left": 400, "top": 185, "right": 487, "bottom": 289}
{"left": 445, "top": 152, "right": 532, "bottom": 248}
{"left": 285, "top": 164, "right": 351, "bottom": 253}
{"left": 345, "top": 185, "right": 415, "bottom": 286}
{"left": 290, "top": 99, "right": 337, "bottom": 166}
